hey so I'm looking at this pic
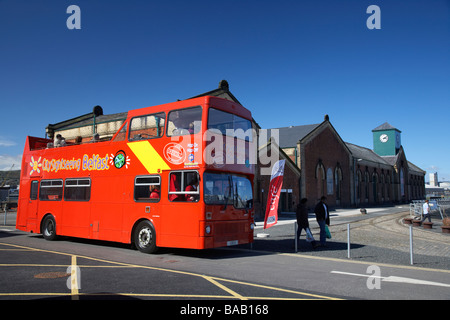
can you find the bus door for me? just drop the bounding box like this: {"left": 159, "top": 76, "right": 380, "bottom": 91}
{"left": 18, "top": 179, "right": 39, "bottom": 231}
{"left": 161, "top": 170, "right": 201, "bottom": 248}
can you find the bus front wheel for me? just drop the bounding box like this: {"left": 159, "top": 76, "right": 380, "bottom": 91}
{"left": 42, "top": 215, "right": 57, "bottom": 241}
{"left": 134, "top": 220, "right": 157, "bottom": 254}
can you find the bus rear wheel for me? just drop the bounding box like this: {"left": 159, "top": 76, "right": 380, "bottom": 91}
{"left": 134, "top": 220, "right": 157, "bottom": 254}
{"left": 42, "top": 215, "right": 57, "bottom": 241}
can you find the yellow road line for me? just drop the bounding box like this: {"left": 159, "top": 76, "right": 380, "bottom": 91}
{"left": 215, "top": 277, "right": 341, "bottom": 300}
{"left": 202, "top": 275, "right": 248, "bottom": 300}
{"left": 0, "top": 241, "right": 338, "bottom": 300}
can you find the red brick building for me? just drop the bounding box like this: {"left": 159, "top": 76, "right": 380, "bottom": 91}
{"left": 258, "top": 118, "right": 426, "bottom": 216}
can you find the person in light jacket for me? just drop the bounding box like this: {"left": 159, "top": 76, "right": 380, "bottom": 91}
{"left": 421, "top": 200, "right": 431, "bottom": 223}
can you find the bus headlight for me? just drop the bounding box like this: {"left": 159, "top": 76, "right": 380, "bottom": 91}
{"left": 250, "top": 223, "right": 255, "bottom": 230}
{"left": 205, "top": 225, "right": 211, "bottom": 234}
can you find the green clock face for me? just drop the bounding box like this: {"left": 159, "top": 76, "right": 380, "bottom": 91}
{"left": 114, "top": 153, "right": 125, "bottom": 169}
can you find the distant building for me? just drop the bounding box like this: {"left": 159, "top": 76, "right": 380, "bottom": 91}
{"left": 425, "top": 172, "right": 450, "bottom": 198}
{"left": 429, "top": 172, "right": 439, "bottom": 187}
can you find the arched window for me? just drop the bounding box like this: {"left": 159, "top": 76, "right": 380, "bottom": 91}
{"left": 400, "top": 167, "right": 405, "bottom": 197}
{"left": 372, "top": 172, "right": 378, "bottom": 203}
{"left": 335, "top": 165, "right": 343, "bottom": 202}
{"left": 386, "top": 172, "right": 391, "bottom": 201}
{"left": 356, "top": 170, "right": 362, "bottom": 204}
{"left": 315, "top": 162, "right": 326, "bottom": 198}
{"left": 326, "top": 167, "right": 333, "bottom": 196}
{"left": 364, "top": 170, "right": 370, "bottom": 202}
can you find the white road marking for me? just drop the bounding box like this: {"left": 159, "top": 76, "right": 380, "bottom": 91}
{"left": 331, "top": 270, "right": 450, "bottom": 288}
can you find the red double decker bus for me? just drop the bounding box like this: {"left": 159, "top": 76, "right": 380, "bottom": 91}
{"left": 16, "top": 96, "right": 255, "bottom": 253}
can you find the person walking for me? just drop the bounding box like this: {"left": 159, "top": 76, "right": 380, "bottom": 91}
{"left": 314, "top": 196, "right": 330, "bottom": 247}
{"left": 421, "top": 199, "right": 431, "bottom": 224}
{"left": 296, "top": 198, "right": 317, "bottom": 248}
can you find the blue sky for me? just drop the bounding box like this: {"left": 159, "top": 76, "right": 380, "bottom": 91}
{"left": 1, "top": 0, "right": 449, "bottom": 182}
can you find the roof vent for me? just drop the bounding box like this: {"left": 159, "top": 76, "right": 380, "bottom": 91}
{"left": 93, "top": 105, "right": 103, "bottom": 117}
{"left": 219, "top": 80, "right": 229, "bottom": 91}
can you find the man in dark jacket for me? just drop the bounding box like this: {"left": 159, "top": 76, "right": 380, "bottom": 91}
{"left": 296, "top": 198, "right": 317, "bottom": 248}
{"left": 314, "top": 196, "right": 330, "bottom": 247}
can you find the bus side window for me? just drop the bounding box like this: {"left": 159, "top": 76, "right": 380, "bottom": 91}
{"left": 129, "top": 113, "right": 165, "bottom": 141}
{"left": 167, "top": 107, "right": 202, "bottom": 136}
{"left": 134, "top": 176, "right": 160, "bottom": 202}
{"left": 64, "top": 178, "right": 91, "bottom": 201}
{"left": 169, "top": 171, "right": 199, "bottom": 202}
{"left": 30, "top": 180, "right": 39, "bottom": 200}
{"left": 39, "top": 180, "right": 63, "bottom": 201}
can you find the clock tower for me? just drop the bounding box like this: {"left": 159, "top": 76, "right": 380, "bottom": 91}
{"left": 372, "top": 122, "right": 401, "bottom": 156}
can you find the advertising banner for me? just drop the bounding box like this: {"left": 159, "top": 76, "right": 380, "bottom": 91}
{"left": 263, "top": 160, "right": 285, "bottom": 229}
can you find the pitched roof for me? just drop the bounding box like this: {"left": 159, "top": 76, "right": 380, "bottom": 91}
{"left": 408, "top": 161, "right": 426, "bottom": 174}
{"left": 345, "top": 142, "right": 391, "bottom": 165}
{"left": 372, "top": 122, "right": 401, "bottom": 132}
{"left": 381, "top": 155, "right": 398, "bottom": 166}
{"left": 258, "top": 139, "right": 301, "bottom": 176}
{"left": 187, "top": 80, "right": 243, "bottom": 105}
{"left": 264, "top": 124, "right": 321, "bottom": 148}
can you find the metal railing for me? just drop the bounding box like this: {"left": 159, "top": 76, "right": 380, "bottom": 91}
{"left": 410, "top": 199, "right": 449, "bottom": 220}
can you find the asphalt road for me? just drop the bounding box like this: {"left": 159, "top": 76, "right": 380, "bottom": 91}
{"left": 0, "top": 207, "right": 449, "bottom": 307}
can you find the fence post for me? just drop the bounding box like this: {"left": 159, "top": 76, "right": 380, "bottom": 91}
{"left": 409, "top": 225, "right": 414, "bottom": 265}
{"left": 347, "top": 223, "right": 351, "bottom": 259}
{"left": 294, "top": 222, "right": 298, "bottom": 253}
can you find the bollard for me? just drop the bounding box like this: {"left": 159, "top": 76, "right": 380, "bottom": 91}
{"left": 347, "top": 224, "right": 351, "bottom": 259}
{"left": 3, "top": 205, "right": 6, "bottom": 226}
{"left": 294, "top": 222, "right": 298, "bottom": 253}
{"left": 409, "top": 225, "right": 414, "bottom": 265}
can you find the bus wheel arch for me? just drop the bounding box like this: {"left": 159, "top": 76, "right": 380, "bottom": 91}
{"left": 132, "top": 219, "right": 158, "bottom": 254}
{"left": 41, "top": 214, "right": 58, "bottom": 241}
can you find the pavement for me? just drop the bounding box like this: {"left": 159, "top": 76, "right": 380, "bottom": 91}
{"left": 253, "top": 205, "right": 450, "bottom": 270}
{"left": 2, "top": 206, "right": 449, "bottom": 270}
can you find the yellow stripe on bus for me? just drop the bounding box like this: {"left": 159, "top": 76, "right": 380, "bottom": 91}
{"left": 127, "top": 141, "right": 171, "bottom": 173}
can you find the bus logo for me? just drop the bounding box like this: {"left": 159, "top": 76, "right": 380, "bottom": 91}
{"left": 29, "top": 156, "right": 42, "bottom": 175}
{"left": 163, "top": 143, "right": 186, "bottom": 165}
{"left": 110, "top": 151, "right": 130, "bottom": 169}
